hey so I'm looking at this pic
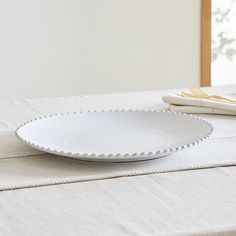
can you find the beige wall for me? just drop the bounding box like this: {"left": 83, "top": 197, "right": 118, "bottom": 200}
{"left": 0, "top": 0, "right": 200, "bottom": 98}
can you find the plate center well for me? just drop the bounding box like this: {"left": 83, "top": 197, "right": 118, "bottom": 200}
{"left": 61, "top": 128, "right": 170, "bottom": 155}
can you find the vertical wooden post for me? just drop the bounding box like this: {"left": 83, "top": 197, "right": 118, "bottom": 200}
{"left": 201, "top": 0, "right": 211, "bottom": 87}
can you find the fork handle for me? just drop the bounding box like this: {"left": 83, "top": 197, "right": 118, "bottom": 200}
{"left": 180, "top": 92, "right": 236, "bottom": 104}
{"left": 180, "top": 92, "right": 199, "bottom": 98}
{"left": 208, "top": 95, "right": 236, "bottom": 104}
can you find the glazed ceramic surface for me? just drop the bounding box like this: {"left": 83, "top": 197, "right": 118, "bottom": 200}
{"left": 15, "top": 110, "right": 213, "bottom": 162}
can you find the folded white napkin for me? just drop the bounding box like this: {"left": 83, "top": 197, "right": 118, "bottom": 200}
{"left": 162, "top": 94, "right": 236, "bottom": 115}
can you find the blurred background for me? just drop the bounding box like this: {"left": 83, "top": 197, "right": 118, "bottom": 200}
{"left": 0, "top": 0, "right": 200, "bottom": 98}
{"left": 212, "top": 0, "right": 236, "bottom": 86}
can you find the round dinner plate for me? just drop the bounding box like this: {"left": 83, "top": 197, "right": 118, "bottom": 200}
{"left": 15, "top": 110, "right": 213, "bottom": 162}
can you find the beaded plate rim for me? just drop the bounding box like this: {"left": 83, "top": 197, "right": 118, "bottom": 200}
{"left": 15, "top": 110, "right": 214, "bottom": 162}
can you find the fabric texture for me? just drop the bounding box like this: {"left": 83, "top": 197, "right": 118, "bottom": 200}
{"left": 0, "top": 133, "right": 236, "bottom": 191}
{"left": 0, "top": 86, "right": 236, "bottom": 191}
{"left": 1, "top": 85, "right": 236, "bottom": 235}
{"left": 169, "top": 104, "right": 236, "bottom": 115}
{"left": 162, "top": 92, "right": 236, "bottom": 115}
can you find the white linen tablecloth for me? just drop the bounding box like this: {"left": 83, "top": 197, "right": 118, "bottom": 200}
{"left": 1, "top": 85, "right": 236, "bottom": 236}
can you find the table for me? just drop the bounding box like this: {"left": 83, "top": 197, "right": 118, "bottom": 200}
{"left": 1, "top": 85, "right": 236, "bottom": 236}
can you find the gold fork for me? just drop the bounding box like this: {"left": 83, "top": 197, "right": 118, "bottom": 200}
{"left": 180, "top": 88, "right": 236, "bottom": 104}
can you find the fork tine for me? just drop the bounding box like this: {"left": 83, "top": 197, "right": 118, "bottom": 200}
{"left": 195, "top": 88, "right": 207, "bottom": 97}
{"left": 189, "top": 88, "right": 195, "bottom": 96}
{"left": 180, "top": 91, "right": 197, "bottom": 98}
{"left": 194, "top": 88, "right": 204, "bottom": 97}
{"left": 188, "top": 88, "right": 236, "bottom": 104}
{"left": 190, "top": 88, "right": 201, "bottom": 97}
{"left": 198, "top": 88, "right": 208, "bottom": 96}
{"left": 189, "top": 88, "right": 196, "bottom": 95}
{"left": 193, "top": 88, "right": 201, "bottom": 96}
{"left": 192, "top": 88, "right": 208, "bottom": 98}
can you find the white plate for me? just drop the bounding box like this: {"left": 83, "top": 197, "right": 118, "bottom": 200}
{"left": 15, "top": 110, "right": 213, "bottom": 162}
